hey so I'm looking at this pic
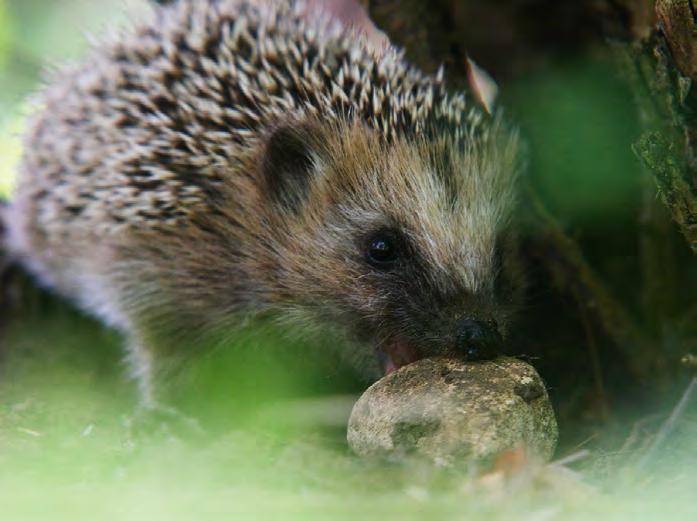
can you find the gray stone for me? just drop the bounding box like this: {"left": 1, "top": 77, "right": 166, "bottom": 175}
{"left": 347, "top": 357, "right": 558, "bottom": 466}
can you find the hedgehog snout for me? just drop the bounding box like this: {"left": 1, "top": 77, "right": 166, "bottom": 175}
{"left": 454, "top": 319, "right": 502, "bottom": 361}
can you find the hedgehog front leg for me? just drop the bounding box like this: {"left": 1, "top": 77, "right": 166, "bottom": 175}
{"left": 123, "top": 333, "right": 204, "bottom": 438}
{"left": 123, "top": 333, "right": 158, "bottom": 408}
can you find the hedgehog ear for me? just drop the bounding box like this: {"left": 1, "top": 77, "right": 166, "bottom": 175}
{"left": 263, "top": 124, "right": 319, "bottom": 213}
{"left": 466, "top": 57, "right": 498, "bottom": 115}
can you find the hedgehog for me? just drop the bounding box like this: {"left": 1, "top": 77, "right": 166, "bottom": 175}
{"left": 3, "top": 0, "right": 524, "bottom": 407}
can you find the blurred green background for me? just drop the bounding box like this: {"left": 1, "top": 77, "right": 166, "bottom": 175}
{"left": 1, "top": 1, "right": 697, "bottom": 520}
{"left": 0, "top": 0, "right": 143, "bottom": 196}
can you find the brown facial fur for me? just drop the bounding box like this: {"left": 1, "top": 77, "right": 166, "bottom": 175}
{"left": 104, "top": 117, "right": 521, "bottom": 379}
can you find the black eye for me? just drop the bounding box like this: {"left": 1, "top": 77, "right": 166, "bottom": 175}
{"left": 365, "top": 230, "right": 400, "bottom": 269}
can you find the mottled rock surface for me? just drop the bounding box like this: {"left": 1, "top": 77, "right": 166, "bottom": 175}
{"left": 347, "top": 357, "right": 558, "bottom": 466}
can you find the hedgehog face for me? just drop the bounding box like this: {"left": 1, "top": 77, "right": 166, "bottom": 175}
{"left": 261, "top": 119, "right": 523, "bottom": 374}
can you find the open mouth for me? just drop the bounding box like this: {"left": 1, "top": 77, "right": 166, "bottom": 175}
{"left": 378, "top": 338, "right": 422, "bottom": 375}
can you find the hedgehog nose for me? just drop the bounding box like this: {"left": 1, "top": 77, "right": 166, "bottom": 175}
{"left": 454, "top": 319, "right": 502, "bottom": 361}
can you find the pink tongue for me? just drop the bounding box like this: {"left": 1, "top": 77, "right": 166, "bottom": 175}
{"left": 382, "top": 341, "right": 419, "bottom": 375}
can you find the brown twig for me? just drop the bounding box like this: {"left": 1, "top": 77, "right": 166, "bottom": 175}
{"left": 618, "top": 412, "right": 663, "bottom": 455}
{"left": 527, "top": 191, "right": 653, "bottom": 378}
{"left": 579, "top": 305, "right": 610, "bottom": 419}
{"left": 636, "top": 375, "right": 697, "bottom": 470}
